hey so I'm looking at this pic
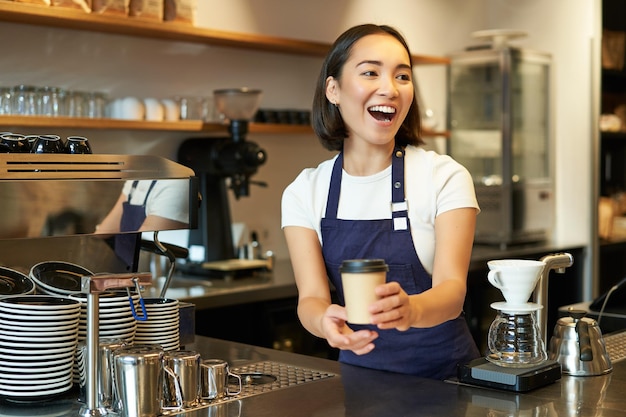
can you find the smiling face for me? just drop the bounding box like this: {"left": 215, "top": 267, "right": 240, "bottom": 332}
{"left": 325, "top": 33, "right": 414, "bottom": 151}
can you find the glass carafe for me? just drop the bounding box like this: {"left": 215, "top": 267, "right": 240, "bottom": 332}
{"left": 487, "top": 309, "right": 547, "bottom": 367}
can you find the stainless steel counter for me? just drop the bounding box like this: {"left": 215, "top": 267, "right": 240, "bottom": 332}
{"left": 148, "top": 260, "right": 299, "bottom": 310}
{"left": 1, "top": 335, "right": 625, "bottom": 417}
{"left": 152, "top": 241, "right": 586, "bottom": 311}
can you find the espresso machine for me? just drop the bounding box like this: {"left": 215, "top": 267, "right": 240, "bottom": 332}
{"left": 0, "top": 152, "right": 199, "bottom": 415}
{"left": 177, "top": 88, "right": 269, "bottom": 276}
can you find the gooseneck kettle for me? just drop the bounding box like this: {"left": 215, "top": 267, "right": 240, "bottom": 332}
{"left": 549, "top": 309, "right": 612, "bottom": 376}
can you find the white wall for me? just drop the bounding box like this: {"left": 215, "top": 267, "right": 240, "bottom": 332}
{"left": 0, "top": 1, "right": 598, "bottom": 293}
{"left": 483, "top": 0, "right": 600, "bottom": 298}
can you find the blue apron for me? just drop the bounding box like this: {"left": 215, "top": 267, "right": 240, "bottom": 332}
{"left": 115, "top": 180, "right": 157, "bottom": 269}
{"left": 321, "top": 147, "right": 479, "bottom": 379}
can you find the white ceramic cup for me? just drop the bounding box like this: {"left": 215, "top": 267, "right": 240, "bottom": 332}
{"left": 161, "top": 99, "right": 180, "bottom": 121}
{"left": 109, "top": 97, "right": 145, "bottom": 120}
{"left": 340, "top": 259, "right": 388, "bottom": 324}
{"left": 487, "top": 259, "right": 546, "bottom": 306}
{"left": 143, "top": 98, "right": 164, "bottom": 121}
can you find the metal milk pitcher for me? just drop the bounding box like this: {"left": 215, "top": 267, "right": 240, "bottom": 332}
{"left": 113, "top": 345, "right": 183, "bottom": 417}
{"left": 164, "top": 350, "right": 201, "bottom": 408}
{"left": 78, "top": 338, "right": 127, "bottom": 408}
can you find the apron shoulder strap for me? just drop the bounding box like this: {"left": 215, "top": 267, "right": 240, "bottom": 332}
{"left": 324, "top": 153, "right": 343, "bottom": 219}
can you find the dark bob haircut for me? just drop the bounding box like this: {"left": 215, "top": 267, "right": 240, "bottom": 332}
{"left": 311, "top": 24, "right": 424, "bottom": 151}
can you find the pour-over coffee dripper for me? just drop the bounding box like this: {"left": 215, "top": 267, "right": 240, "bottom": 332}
{"left": 486, "top": 259, "right": 547, "bottom": 368}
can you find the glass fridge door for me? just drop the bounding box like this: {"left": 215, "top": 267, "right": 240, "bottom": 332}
{"left": 448, "top": 48, "right": 551, "bottom": 186}
{"left": 511, "top": 52, "right": 551, "bottom": 183}
{"left": 448, "top": 52, "right": 503, "bottom": 185}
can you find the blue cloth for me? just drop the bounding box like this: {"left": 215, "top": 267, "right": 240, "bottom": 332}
{"left": 321, "top": 147, "right": 479, "bottom": 379}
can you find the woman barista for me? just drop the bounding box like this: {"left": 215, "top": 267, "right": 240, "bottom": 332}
{"left": 281, "top": 24, "right": 480, "bottom": 379}
{"left": 96, "top": 179, "right": 189, "bottom": 268}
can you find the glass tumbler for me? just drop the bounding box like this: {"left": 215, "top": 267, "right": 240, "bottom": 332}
{"left": 85, "top": 92, "right": 108, "bottom": 118}
{"left": 176, "top": 96, "right": 202, "bottom": 120}
{"left": 0, "top": 87, "right": 11, "bottom": 115}
{"left": 66, "top": 90, "right": 87, "bottom": 117}
{"left": 40, "top": 86, "right": 66, "bottom": 117}
{"left": 11, "top": 84, "right": 39, "bottom": 115}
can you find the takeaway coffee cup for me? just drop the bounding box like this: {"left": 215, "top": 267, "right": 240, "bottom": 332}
{"left": 487, "top": 259, "right": 546, "bottom": 306}
{"left": 340, "top": 259, "right": 388, "bottom": 324}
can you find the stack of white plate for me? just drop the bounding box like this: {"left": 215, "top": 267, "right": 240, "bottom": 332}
{"left": 68, "top": 291, "right": 139, "bottom": 383}
{"left": 0, "top": 295, "right": 80, "bottom": 402}
{"left": 135, "top": 298, "right": 180, "bottom": 351}
{"left": 29, "top": 261, "right": 93, "bottom": 296}
{"left": 0, "top": 267, "right": 35, "bottom": 299}
{"left": 69, "top": 291, "right": 139, "bottom": 343}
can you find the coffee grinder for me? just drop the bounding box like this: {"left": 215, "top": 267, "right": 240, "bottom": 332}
{"left": 458, "top": 259, "right": 562, "bottom": 392}
{"left": 177, "top": 88, "right": 268, "bottom": 275}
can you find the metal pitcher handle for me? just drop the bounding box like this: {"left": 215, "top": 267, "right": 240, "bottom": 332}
{"left": 227, "top": 371, "right": 242, "bottom": 396}
{"left": 162, "top": 365, "right": 184, "bottom": 410}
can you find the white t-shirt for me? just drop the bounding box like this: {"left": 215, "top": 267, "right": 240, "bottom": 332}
{"left": 122, "top": 179, "right": 190, "bottom": 224}
{"left": 281, "top": 145, "right": 479, "bottom": 274}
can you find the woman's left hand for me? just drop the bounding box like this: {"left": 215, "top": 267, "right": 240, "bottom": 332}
{"left": 369, "top": 282, "right": 416, "bottom": 331}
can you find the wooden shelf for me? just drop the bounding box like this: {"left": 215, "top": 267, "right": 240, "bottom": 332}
{"left": 600, "top": 236, "right": 626, "bottom": 246}
{"left": 0, "top": 1, "right": 449, "bottom": 65}
{"left": 0, "top": 2, "right": 450, "bottom": 137}
{"left": 0, "top": 115, "right": 315, "bottom": 134}
{"left": 0, "top": 115, "right": 447, "bottom": 137}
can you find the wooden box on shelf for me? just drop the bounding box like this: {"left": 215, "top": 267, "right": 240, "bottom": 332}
{"left": 599, "top": 196, "right": 618, "bottom": 240}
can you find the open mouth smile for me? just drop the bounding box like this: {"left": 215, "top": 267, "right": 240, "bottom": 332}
{"left": 368, "top": 105, "right": 396, "bottom": 123}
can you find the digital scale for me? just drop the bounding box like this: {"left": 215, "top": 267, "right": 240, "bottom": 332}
{"left": 457, "top": 358, "right": 561, "bottom": 392}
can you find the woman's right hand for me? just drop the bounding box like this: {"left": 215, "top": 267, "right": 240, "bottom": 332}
{"left": 322, "top": 304, "right": 378, "bottom": 355}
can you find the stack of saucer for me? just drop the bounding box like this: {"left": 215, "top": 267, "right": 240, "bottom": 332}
{"left": 29, "top": 261, "right": 93, "bottom": 296}
{"left": 135, "top": 298, "right": 180, "bottom": 351}
{"left": 68, "top": 291, "right": 139, "bottom": 383}
{"left": 0, "top": 295, "right": 80, "bottom": 402}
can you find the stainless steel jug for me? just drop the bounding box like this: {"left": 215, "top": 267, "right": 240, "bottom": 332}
{"left": 200, "top": 359, "right": 242, "bottom": 400}
{"left": 549, "top": 310, "right": 613, "bottom": 376}
{"left": 113, "top": 345, "right": 183, "bottom": 417}
{"left": 164, "top": 350, "right": 201, "bottom": 408}
{"left": 78, "top": 338, "right": 127, "bottom": 408}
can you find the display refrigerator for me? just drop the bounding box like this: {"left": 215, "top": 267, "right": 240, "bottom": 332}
{"left": 447, "top": 38, "right": 553, "bottom": 248}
